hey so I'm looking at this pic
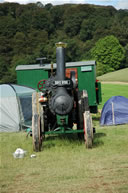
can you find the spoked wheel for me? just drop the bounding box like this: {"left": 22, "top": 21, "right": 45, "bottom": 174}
{"left": 32, "top": 114, "right": 42, "bottom": 151}
{"left": 83, "top": 111, "right": 93, "bottom": 148}
{"left": 32, "top": 92, "right": 44, "bottom": 152}
{"left": 77, "top": 90, "right": 93, "bottom": 148}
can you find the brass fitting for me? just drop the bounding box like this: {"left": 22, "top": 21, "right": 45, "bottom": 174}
{"left": 55, "top": 42, "right": 67, "bottom": 48}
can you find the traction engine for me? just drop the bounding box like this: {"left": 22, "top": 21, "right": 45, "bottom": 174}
{"left": 32, "top": 42, "right": 93, "bottom": 151}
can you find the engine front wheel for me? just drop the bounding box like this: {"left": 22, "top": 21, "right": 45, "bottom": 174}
{"left": 83, "top": 111, "right": 93, "bottom": 148}
{"left": 32, "top": 92, "right": 44, "bottom": 152}
{"left": 32, "top": 114, "right": 42, "bottom": 151}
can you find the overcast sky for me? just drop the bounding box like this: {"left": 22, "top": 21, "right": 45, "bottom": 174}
{"left": 0, "top": 0, "right": 128, "bottom": 10}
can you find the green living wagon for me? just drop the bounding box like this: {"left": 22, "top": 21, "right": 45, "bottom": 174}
{"left": 16, "top": 60, "right": 101, "bottom": 113}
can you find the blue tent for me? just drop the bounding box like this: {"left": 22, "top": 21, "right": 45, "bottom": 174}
{"left": 100, "top": 96, "right": 128, "bottom": 126}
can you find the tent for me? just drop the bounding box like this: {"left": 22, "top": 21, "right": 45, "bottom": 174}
{"left": 0, "top": 84, "right": 35, "bottom": 132}
{"left": 100, "top": 96, "right": 128, "bottom": 126}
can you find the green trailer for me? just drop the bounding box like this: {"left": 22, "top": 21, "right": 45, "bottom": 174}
{"left": 16, "top": 61, "right": 101, "bottom": 113}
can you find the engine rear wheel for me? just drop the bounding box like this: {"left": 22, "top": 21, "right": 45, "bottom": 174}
{"left": 77, "top": 90, "right": 93, "bottom": 148}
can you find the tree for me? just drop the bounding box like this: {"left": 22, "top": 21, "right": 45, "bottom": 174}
{"left": 12, "top": 32, "right": 27, "bottom": 55}
{"left": 66, "top": 39, "right": 82, "bottom": 62}
{"left": 79, "top": 19, "right": 94, "bottom": 41}
{"left": 64, "top": 15, "right": 82, "bottom": 37}
{"left": 50, "top": 5, "right": 65, "bottom": 29}
{"left": 36, "top": 1, "right": 44, "bottom": 8}
{"left": 32, "top": 8, "right": 53, "bottom": 34}
{"left": 64, "top": 6, "right": 83, "bottom": 37}
{"left": 124, "top": 44, "right": 128, "bottom": 68}
{"left": 0, "top": 16, "right": 17, "bottom": 37}
{"left": 0, "top": 3, "right": 128, "bottom": 83}
{"left": 91, "top": 35, "right": 125, "bottom": 76}
{"left": 45, "top": 3, "right": 52, "bottom": 10}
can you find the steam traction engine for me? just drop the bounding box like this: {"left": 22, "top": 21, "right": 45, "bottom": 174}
{"left": 32, "top": 42, "right": 94, "bottom": 151}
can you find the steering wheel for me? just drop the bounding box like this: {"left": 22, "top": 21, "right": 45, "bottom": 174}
{"left": 37, "top": 80, "right": 46, "bottom": 91}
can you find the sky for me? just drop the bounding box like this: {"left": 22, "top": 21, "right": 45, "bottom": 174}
{"left": 0, "top": 0, "right": 128, "bottom": 10}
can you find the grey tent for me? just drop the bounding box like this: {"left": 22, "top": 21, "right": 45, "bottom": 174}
{"left": 0, "top": 84, "right": 35, "bottom": 132}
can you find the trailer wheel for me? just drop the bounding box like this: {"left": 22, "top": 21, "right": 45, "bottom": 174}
{"left": 32, "top": 92, "right": 43, "bottom": 152}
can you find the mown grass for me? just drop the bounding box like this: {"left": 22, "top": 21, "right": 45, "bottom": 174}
{"left": 99, "top": 84, "right": 128, "bottom": 109}
{"left": 0, "top": 124, "right": 128, "bottom": 193}
{"left": 97, "top": 68, "right": 128, "bottom": 82}
{"left": 0, "top": 82, "right": 128, "bottom": 193}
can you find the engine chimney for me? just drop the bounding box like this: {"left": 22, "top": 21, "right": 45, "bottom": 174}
{"left": 49, "top": 42, "right": 73, "bottom": 116}
{"left": 55, "top": 42, "right": 67, "bottom": 80}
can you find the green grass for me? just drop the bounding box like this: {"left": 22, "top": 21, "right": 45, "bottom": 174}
{"left": 99, "top": 84, "right": 128, "bottom": 109}
{"left": 0, "top": 82, "right": 128, "bottom": 193}
{"left": 0, "top": 125, "right": 128, "bottom": 193}
{"left": 97, "top": 68, "right": 128, "bottom": 82}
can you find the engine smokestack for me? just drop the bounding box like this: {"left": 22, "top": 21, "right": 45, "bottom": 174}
{"left": 56, "top": 42, "right": 67, "bottom": 80}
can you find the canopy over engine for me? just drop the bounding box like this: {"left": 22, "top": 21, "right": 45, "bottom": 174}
{"left": 45, "top": 42, "right": 76, "bottom": 116}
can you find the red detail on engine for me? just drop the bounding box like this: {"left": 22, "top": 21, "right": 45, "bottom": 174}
{"left": 37, "top": 80, "right": 46, "bottom": 91}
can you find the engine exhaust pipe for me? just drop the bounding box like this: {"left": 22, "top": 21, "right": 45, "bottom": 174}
{"left": 55, "top": 42, "right": 67, "bottom": 80}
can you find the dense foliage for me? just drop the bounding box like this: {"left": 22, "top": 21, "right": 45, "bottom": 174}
{"left": 91, "top": 35, "right": 125, "bottom": 75}
{"left": 0, "top": 2, "right": 128, "bottom": 83}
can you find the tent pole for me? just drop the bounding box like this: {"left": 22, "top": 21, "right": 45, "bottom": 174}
{"left": 112, "top": 102, "right": 115, "bottom": 125}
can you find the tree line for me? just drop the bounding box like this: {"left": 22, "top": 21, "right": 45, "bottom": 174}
{"left": 0, "top": 2, "right": 128, "bottom": 83}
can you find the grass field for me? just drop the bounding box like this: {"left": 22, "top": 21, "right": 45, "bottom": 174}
{"left": 0, "top": 124, "right": 128, "bottom": 193}
{"left": 99, "top": 83, "right": 128, "bottom": 109}
{"left": 0, "top": 80, "right": 128, "bottom": 193}
{"left": 97, "top": 68, "right": 128, "bottom": 82}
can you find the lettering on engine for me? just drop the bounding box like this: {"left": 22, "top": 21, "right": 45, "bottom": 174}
{"left": 53, "top": 80, "right": 71, "bottom": 86}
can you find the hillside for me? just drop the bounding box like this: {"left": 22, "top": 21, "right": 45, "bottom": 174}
{"left": 0, "top": 3, "right": 128, "bottom": 83}
{"left": 97, "top": 68, "right": 128, "bottom": 82}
